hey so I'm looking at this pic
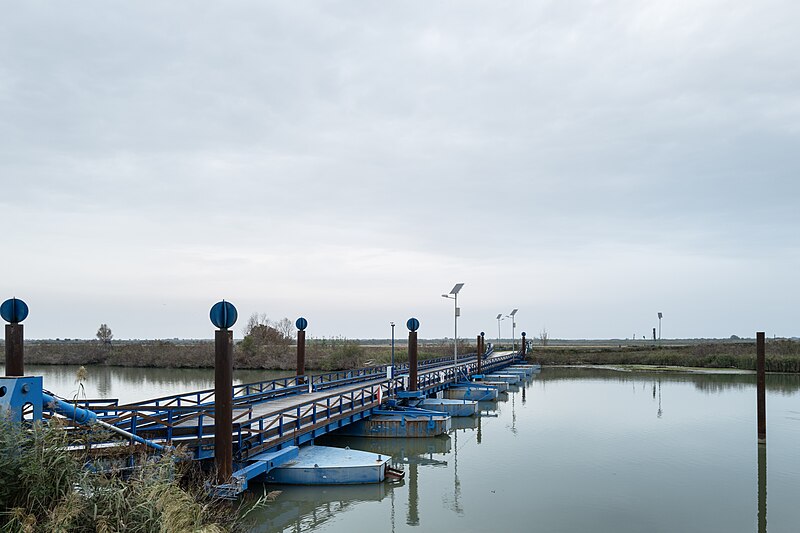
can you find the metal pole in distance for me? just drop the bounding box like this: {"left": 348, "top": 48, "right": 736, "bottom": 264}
{"left": 5, "top": 324, "right": 24, "bottom": 376}
{"left": 297, "top": 330, "right": 306, "bottom": 381}
{"left": 757, "top": 331, "right": 766, "bottom": 444}
{"left": 476, "top": 335, "right": 482, "bottom": 374}
{"left": 215, "top": 328, "right": 233, "bottom": 483}
{"left": 453, "top": 293, "right": 458, "bottom": 371}
{"left": 512, "top": 321, "right": 516, "bottom": 352}
{"left": 390, "top": 322, "right": 395, "bottom": 375}
{"left": 409, "top": 330, "right": 418, "bottom": 392}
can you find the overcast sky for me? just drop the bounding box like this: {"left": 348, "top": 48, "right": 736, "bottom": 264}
{"left": 2, "top": 1, "right": 798, "bottom": 341}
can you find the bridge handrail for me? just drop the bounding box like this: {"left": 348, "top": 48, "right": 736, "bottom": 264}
{"left": 110, "top": 353, "right": 475, "bottom": 412}
{"left": 42, "top": 352, "right": 520, "bottom": 458}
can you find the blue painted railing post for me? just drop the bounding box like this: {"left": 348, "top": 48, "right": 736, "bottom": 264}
{"left": 210, "top": 300, "right": 238, "bottom": 484}
{"left": 2, "top": 298, "right": 29, "bottom": 377}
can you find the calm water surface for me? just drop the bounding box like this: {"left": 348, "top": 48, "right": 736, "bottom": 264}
{"left": 13, "top": 365, "right": 800, "bottom": 532}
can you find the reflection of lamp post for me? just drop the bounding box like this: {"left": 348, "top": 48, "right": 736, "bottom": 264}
{"left": 442, "top": 283, "right": 464, "bottom": 378}
{"left": 510, "top": 308, "right": 518, "bottom": 351}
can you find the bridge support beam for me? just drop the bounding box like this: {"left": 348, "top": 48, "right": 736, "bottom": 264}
{"left": 476, "top": 334, "right": 482, "bottom": 375}
{"left": 5, "top": 324, "right": 24, "bottom": 377}
{"left": 408, "top": 330, "right": 418, "bottom": 392}
{"left": 297, "top": 330, "right": 306, "bottom": 382}
{"left": 215, "top": 329, "right": 234, "bottom": 483}
{"left": 757, "top": 331, "right": 766, "bottom": 444}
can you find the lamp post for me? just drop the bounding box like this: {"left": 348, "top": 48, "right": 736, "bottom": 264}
{"left": 496, "top": 313, "right": 508, "bottom": 347}
{"left": 442, "top": 283, "right": 464, "bottom": 379}
{"left": 510, "top": 308, "right": 518, "bottom": 351}
{"left": 657, "top": 312, "right": 663, "bottom": 340}
{"left": 390, "top": 321, "right": 395, "bottom": 376}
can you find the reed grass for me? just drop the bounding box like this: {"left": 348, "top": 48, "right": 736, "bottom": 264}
{"left": 0, "top": 418, "right": 241, "bottom": 532}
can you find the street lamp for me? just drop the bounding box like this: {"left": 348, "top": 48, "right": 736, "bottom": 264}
{"left": 510, "top": 309, "right": 518, "bottom": 351}
{"left": 657, "top": 312, "right": 663, "bottom": 340}
{"left": 442, "top": 283, "right": 464, "bottom": 379}
{"left": 496, "top": 314, "right": 505, "bottom": 346}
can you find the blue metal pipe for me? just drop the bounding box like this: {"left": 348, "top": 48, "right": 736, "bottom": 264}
{"left": 42, "top": 393, "right": 97, "bottom": 424}
{"left": 43, "top": 393, "right": 166, "bottom": 452}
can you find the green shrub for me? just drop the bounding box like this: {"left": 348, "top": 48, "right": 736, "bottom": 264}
{"left": 320, "top": 342, "right": 365, "bottom": 371}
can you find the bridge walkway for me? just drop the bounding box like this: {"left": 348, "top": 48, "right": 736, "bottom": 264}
{"left": 44, "top": 351, "right": 520, "bottom": 460}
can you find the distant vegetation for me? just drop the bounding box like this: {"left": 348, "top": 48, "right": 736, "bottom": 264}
{"left": 13, "top": 337, "right": 472, "bottom": 371}
{"left": 8, "top": 335, "right": 800, "bottom": 373}
{"left": 527, "top": 339, "right": 800, "bottom": 373}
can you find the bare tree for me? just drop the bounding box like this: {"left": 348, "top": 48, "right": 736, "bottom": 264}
{"left": 538, "top": 327, "right": 549, "bottom": 347}
{"left": 243, "top": 313, "right": 268, "bottom": 338}
{"left": 276, "top": 317, "right": 294, "bottom": 340}
{"left": 242, "top": 313, "right": 292, "bottom": 346}
{"left": 96, "top": 324, "right": 113, "bottom": 345}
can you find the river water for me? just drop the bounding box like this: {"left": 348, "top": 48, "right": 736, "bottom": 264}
{"left": 10, "top": 365, "right": 800, "bottom": 532}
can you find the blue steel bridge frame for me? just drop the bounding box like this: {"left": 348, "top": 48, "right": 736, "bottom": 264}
{"left": 2, "top": 348, "right": 522, "bottom": 494}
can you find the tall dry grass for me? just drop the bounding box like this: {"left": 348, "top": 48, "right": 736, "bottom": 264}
{"left": 0, "top": 418, "right": 241, "bottom": 532}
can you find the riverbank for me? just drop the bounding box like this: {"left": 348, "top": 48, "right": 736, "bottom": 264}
{"left": 9, "top": 338, "right": 800, "bottom": 373}
{"left": 527, "top": 339, "right": 800, "bottom": 372}
{"left": 11, "top": 340, "right": 460, "bottom": 371}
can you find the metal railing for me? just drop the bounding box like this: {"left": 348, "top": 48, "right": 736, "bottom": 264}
{"left": 43, "top": 350, "right": 522, "bottom": 460}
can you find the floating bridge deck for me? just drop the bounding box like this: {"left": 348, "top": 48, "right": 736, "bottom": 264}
{"left": 43, "top": 350, "right": 522, "bottom": 463}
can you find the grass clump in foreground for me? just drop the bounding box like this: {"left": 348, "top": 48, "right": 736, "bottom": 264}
{"left": 0, "top": 418, "right": 242, "bottom": 532}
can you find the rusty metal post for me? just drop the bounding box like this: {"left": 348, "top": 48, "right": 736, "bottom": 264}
{"left": 297, "top": 330, "right": 306, "bottom": 381}
{"left": 757, "top": 331, "right": 766, "bottom": 444}
{"left": 408, "top": 330, "right": 418, "bottom": 392}
{"left": 476, "top": 334, "right": 482, "bottom": 375}
{"left": 5, "top": 323, "right": 24, "bottom": 376}
{"left": 521, "top": 332, "right": 527, "bottom": 358}
{"left": 215, "top": 329, "right": 233, "bottom": 483}
{"left": 478, "top": 331, "right": 486, "bottom": 374}
{"left": 758, "top": 439, "right": 767, "bottom": 532}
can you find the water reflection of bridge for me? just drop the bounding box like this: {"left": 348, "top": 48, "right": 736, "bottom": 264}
{"left": 245, "top": 482, "right": 396, "bottom": 533}
{"left": 240, "top": 370, "right": 536, "bottom": 532}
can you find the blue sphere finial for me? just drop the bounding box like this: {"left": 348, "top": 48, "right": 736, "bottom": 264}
{"left": 210, "top": 300, "right": 238, "bottom": 329}
{"left": 522, "top": 331, "right": 527, "bottom": 337}
{"left": 480, "top": 331, "right": 485, "bottom": 337}
{"left": 296, "top": 317, "right": 308, "bottom": 331}
{"left": 1, "top": 298, "right": 29, "bottom": 324}
{"left": 406, "top": 317, "right": 420, "bottom": 332}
